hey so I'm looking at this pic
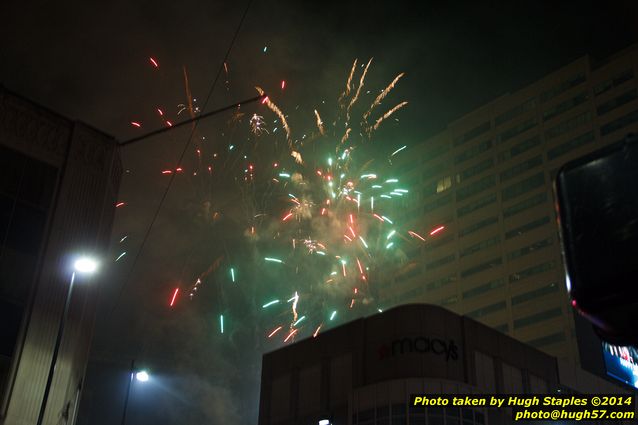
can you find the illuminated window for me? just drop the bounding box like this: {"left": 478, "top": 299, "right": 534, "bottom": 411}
{"left": 436, "top": 176, "right": 453, "bottom": 193}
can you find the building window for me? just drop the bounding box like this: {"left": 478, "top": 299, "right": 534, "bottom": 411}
{"left": 512, "top": 282, "right": 560, "bottom": 305}
{"left": 460, "top": 257, "right": 503, "bottom": 278}
{"left": 423, "top": 193, "right": 453, "bottom": 213}
{"left": 457, "top": 193, "right": 497, "bottom": 218}
{"left": 543, "top": 91, "right": 589, "bottom": 122}
{"left": 440, "top": 295, "right": 459, "bottom": 306}
{"left": 460, "top": 235, "right": 501, "bottom": 258}
{"left": 456, "top": 175, "right": 496, "bottom": 202}
{"left": 423, "top": 143, "right": 451, "bottom": 163}
{"left": 497, "top": 135, "right": 542, "bottom": 163}
{"left": 436, "top": 176, "right": 453, "bottom": 193}
{"left": 503, "top": 192, "right": 547, "bottom": 219}
{"left": 527, "top": 332, "right": 565, "bottom": 348}
{"left": 509, "top": 261, "right": 556, "bottom": 283}
{"left": 496, "top": 118, "right": 537, "bottom": 144}
{"left": 499, "top": 155, "right": 543, "bottom": 182}
{"left": 600, "top": 108, "right": 638, "bottom": 136}
{"left": 426, "top": 253, "right": 456, "bottom": 270}
{"left": 593, "top": 69, "right": 634, "bottom": 96}
{"left": 454, "top": 139, "right": 493, "bottom": 164}
{"left": 459, "top": 216, "right": 499, "bottom": 237}
{"left": 425, "top": 274, "right": 457, "bottom": 291}
{"left": 544, "top": 111, "right": 592, "bottom": 140}
{"left": 501, "top": 172, "right": 544, "bottom": 201}
{"left": 507, "top": 237, "right": 553, "bottom": 261}
{"left": 454, "top": 121, "right": 491, "bottom": 146}
{"left": 458, "top": 158, "right": 494, "bottom": 182}
{"left": 422, "top": 161, "right": 447, "bottom": 181}
{"left": 597, "top": 88, "right": 638, "bottom": 115}
{"left": 467, "top": 300, "right": 506, "bottom": 318}
{"left": 546, "top": 131, "right": 595, "bottom": 160}
{"left": 395, "top": 266, "right": 422, "bottom": 283}
{"left": 540, "top": 72, "right": 586, "bottom": 103}
{"left": 514, "top": 307, "right": 563, "bottom": 329}
{"left": 424, "top": 234, "right": 455, "bottom": 251}
{"left": 505, "top": 216, "right": 550, "bottom": 239}
{"left": 462, "top": 278, "right": 505, "bottom": 299}
{"left": 495, "top": 98, "right": 538, "bottom": 127}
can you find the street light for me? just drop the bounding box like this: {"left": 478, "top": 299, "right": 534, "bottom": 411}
{"left": 121, "top": 360, "right": 149, "bottom": 425}
{"left": 36, "top": 256, "right": 99, "bottom": 425}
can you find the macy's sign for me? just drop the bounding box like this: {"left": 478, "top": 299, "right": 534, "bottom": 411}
{"left": 377, "top": 337, "right": 459, "bottom": 361}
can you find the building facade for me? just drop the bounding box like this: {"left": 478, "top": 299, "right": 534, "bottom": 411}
{"left": 258, "top": 304, "right": 634, "bottom": 425}
{"left": 0, "top": 86, "right": 121, "bottom": 425}
{"left": 386, "top": 44, "right": 638, "bottom": 365}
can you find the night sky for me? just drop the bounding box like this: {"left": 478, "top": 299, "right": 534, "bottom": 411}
{"left": 3, "top": 1, "right": 638, "bottom": 424}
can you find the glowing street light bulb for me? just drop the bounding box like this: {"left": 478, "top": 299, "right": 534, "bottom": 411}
{"left": 135, "top": 370, "right": 149, "bottom": 382}
{"left": 74, "top": 257, "right": 98, "bottom": 274}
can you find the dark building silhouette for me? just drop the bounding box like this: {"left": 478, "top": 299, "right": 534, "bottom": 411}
{"left": 0, "top": 86, "right": 121, "bottom": 425}
{"left": 259, "top": 304, "right": 634, "bottom": 425}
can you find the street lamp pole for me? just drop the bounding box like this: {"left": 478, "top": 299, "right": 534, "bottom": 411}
{"left": 120, "top": 359, "right": 135, "bottom": 425}
{"left": 36, "top": 257, "right": 97, "bottom": 425}
{"left": 36, "top": 271, "right": 77, "bottom": 425}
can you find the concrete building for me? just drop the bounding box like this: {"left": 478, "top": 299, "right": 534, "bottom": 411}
{"left": 258, "top": 304, "right": 634, "bottom": 425}
{"left": 0, "top": 86, "right": 121, "bottom": 424}
{"left": 385, "top": 44, "right": 638, "bottom": 365}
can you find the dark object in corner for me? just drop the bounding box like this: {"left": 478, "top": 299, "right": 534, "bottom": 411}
{"left": 555, "top": 133, "right": 638, "bottom": 347}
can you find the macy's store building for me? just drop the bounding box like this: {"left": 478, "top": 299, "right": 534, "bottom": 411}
{"left": 257, "top": 304, "right": 632, "bottom": 425}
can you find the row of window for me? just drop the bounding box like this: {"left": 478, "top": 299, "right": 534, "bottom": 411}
{"left": 456, "top": 175, "right": 496, "bottom": 202}
{"left": 505, "top": 216, "right": 550, "bottom": 239}
{"left": 354, "top": 405, "right": 485, "bottom": 425}
{"left": 460, "top": 235, "right": 500, "bottom": 258}
{"left": 507, "top": 237, "right": 553, "bottom": 261}
{"left": 460, "top": 257, "right": 502, "bottom": 278}
{"left": 526, "top": 331, "right": 565, "bottom": 348}
{"left": 543, "top": 91, "right": 589, "bottom": 122}
{"left": 544, "top": 111, "right": 592, "bottom": 140}
{"left": 593, "top": 69, "right": 633, "bottom": 97}
{"left": 509, "top": 260, "right": 556, "bottom": 283}
{"left": 459, "top": 216, "right": 499, "bottom": 237}
{"left": 547, "top": 131, "right": 595, "bottom": 160}
{"left": 499, "top": 155, "right": 543, "bottom": 182}
{"left": 454, "top": 121, "right": 491, "bottom": 147}
{"left": 467, "top": 300, "right": 507, "bottom": 319}
{"left": 511, "top": 282, "right": 559, "bottom": 305}
{"left": 457, "top": 193, "right": 496, "bottom": 217}
{"left": 496, "top": 117, "right": 537, "bottom": 144}
{"left": 495, "top": 98, "right": 537, "bottom": 127}
{"left": 426, "top": 253, "right": 456, "bottom": 271}
{"left": 600, "top": 108, "right": 638, "bottom": 136}
{"left": 513, "top": 307, "right": 563, "bottom": 329}
{"left": 462, "top": 278, "right": 505, "bottom": 300}
{"left": 497, "top": 135, "right": 541, "bottom": 162}
{"left": 540, "top": 72, "right": 586, "bottom": 103}
{"left": 597, "top": 88, "right": 637, "bottom": 115}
